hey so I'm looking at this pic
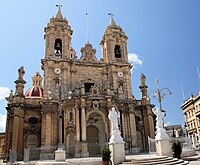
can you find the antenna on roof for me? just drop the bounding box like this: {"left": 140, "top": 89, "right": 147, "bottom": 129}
{"left": 86, "top": 13, "right": 89, "bottom": 44}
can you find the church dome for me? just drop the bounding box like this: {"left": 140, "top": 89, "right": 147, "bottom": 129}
{"left": 25, "top": 71, "right": 43, "bottom": 98}
{"left": 25, "top": 86, "right": 43, "bottom": 98}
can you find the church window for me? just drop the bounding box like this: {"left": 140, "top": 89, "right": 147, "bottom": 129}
{"left": 114, "top": 45, "right": 121, "bottom": 58}
{"left": 84, "top": 83, "right": 94, "bottom": 94}
{"left": 54, "top": 38, "right": 62, "bottom": 54}
{"left": 28, "top": 117, "right": 38, "bottom": 125}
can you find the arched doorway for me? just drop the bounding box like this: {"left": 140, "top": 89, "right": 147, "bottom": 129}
{"left": 86, "top": 112, "right": 107, "bottom": 156}
{"left": 25, "top": 133, "right": 40, "bottom": 160}
{"left": 87, "top": 125, "right": 100, "bottom": 156}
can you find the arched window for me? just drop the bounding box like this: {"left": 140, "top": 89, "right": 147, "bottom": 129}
{"left": 54, "top": 38, "right": 62, "bottom": 54}
{"left": 114, "top": 45, "right": 121, "bottom": 58}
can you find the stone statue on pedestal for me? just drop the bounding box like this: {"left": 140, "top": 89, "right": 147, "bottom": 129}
{"left": 108, "top": 107, "right": 120, "bottom": 131}
{"left": 153, "top": 107, "right": 164, "bottom": 130}
{"left": 152, "top": 107, "right": 169, "bottom": 140}
{"left": 153, "top": 107, "right": 172, "bottom": 157}
{"left": 140, "top": 73, "right": 146, "bottom": 87}
{"left": 108, "top": 106, "right": 125, "bottom": 164}
{"left": 108, "top": 106, "right": 123, "bottom": 143}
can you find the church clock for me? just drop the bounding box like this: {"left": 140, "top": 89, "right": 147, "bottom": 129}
{"left": 54, "top": 67, "right": 61, "bottom": 75}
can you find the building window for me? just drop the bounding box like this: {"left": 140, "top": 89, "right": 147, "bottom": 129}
{"left": 114, "top": 45, "right": 121, "bottom": 58}
{"left": 54, "top": 38, "right": 62, "bottom": 54}
{"left": 84, "top": 83, "right": 94, "bottom": 94}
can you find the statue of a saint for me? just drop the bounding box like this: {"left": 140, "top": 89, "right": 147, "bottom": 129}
{"left": 153, "top": 107, "right": 164, "bottom": 129}
{"left": 18, "top": 66, "right": 25, "bottom": 80}
{"left": 118, "top": 84, "right": 123, "bottom": 94}
{"left": 140, "top": 73, "right": 146, "bottom": 87}
{"left": 108, "top": 107, "right": 120, "bottom": 131}
{"left": 91, "top": 84, "right": 98, "bottom": 94}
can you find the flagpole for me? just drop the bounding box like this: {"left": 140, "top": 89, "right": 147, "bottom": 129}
{"left": 86, "top": 13, "right": 89, "bottom": 43}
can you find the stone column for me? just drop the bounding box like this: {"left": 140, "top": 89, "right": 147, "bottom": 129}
{"left": 18, "top": 111, "right": 24, "bottom": 160}
{"left": 46, "top": 113, "right": 52, "bottom": 146}
{"left": 121, "top": 112, "right": 126, "bottom": 139}
{"left": 129, "top": 113, "right": 137, "bottom": 147}
{"left": 106, "top": 96, "right": 112, "bottom": 140}
{"left": 147, "top": 106, "right": 155, "bottom": 138}
{"left": 12, "top": 112, "right": 20, "bottom": 152}
{"left": 143, "top": 112, "right": 149, "bottom": 150}
{"left": 191, "top": 134, "right": 195, "bottom": 147}
{"left": 81, "top": 105, "right": 89, "bottom": 157}
{"left": 75, "top": 107, "right": 81, "bottom": 157}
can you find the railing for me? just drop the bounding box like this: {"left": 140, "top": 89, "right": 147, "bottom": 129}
{"left": 148, "top": 136, "right": 157, "bottom": 155}
{"left": 148, "top": 137, "right": 193, "bottom": 155}
{"left": 8, "top": 143, "right": 109, "bottom": 163}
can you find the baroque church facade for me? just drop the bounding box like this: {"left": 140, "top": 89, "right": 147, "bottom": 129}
{"left": 4, "top": 7, "right": 155, "bottom": 160}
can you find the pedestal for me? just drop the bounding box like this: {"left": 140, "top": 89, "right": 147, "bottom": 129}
{"left": 109, "top": 130, "right": 124, "bottom": 143}
{"left": 155, "top": 127, "right": 172, "bottom": 157}
{"left": 75, "top": 142, "right": 81, "bottom": 158}
{"left": 109, "top": 142, "right": 125, "bottom": 165}
{"left": 155, "top": 128, "right": 169, "bottom": 140}
{"left": 156, "top": 139, "right": 172, "bottom": 157}
{"left": 81, "top": 142, "right": 89, "bottom": 157}
{"left": 55, "top": 148, "right": 66, "bottom": 161}
{"left": 109, "top": 130, "right": 125, "bottom": 164}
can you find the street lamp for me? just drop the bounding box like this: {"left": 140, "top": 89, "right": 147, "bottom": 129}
{"left": 150, "top": 79, "right": 172, "bottom": 114}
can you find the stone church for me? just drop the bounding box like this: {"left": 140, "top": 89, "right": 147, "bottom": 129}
{"left": 4, "top": 7, "right": 155, "bottom": 161}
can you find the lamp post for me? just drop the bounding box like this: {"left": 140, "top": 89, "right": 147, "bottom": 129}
{"left": 150, "top": 79, "right": 172, "bottom": 114}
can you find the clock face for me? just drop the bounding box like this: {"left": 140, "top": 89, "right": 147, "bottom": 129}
{"left": 117, "top": 72, "right": 124, "bottom": 78}
{"left": 54, "top": 68, "right": 61, "bottom": 74}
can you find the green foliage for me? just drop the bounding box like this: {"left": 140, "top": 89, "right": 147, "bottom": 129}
{"left": 172, "top": 140, "right": 182, "bottom": 159}
{"left": 101, "top": 147, "right": 111, "bottom": 161}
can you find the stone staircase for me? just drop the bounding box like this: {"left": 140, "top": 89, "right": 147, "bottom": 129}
{"left": 120, "top": 156, "right": 189, "bottom": 165}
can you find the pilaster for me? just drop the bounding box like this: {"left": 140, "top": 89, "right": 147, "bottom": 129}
{"left": 80, "top": 98, "right": 89, "bottom": 157}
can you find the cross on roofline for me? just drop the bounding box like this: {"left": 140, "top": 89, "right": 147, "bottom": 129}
{"left": 56, "top": 4, "right": 62, "bottom": 8}
{"left": 108, "top": 13, "right": 114, "bottom": 18}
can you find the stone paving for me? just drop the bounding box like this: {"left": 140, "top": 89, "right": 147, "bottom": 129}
{"left": 0, "top": 152, "right": 200, "bottom": 165}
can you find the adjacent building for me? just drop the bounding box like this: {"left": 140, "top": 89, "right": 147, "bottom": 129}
{"left": 164, "top": 124, "right": 186, "bottom": 138}
{"left": 0, "top": 133, "right": 5, "bottom": 158}
{"left": 4, "top": 7, "right": 155, "bottom": 161}
{"left": 181, "top": 91, "right": 200, "bottom": 147}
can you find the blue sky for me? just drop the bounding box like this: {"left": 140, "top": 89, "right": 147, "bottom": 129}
{"left": 0, "top": 0, "right": 200, "bottom": 132}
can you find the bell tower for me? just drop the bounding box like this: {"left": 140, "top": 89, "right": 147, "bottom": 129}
{"left": 101, "top": 15, "right": 128, "bottom": 63}
{"left": 44, "top": 5, "right": 73, "bottom": 59}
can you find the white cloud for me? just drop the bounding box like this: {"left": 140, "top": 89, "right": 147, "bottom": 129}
{"left": 128, "top": 53, "right": 143, "bottom": 65}
{"left": 0, "top": 87, "right": 10, "bottom": 100}
{"left": 0, "top": 113, "right": 6, "bottom": 132}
